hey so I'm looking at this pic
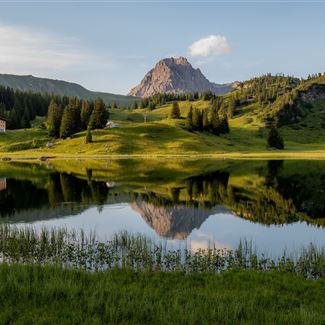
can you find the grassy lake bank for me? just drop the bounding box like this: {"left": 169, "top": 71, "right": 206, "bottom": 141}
{"left": 0, "top": 227, "right": 324, "bottom": 324}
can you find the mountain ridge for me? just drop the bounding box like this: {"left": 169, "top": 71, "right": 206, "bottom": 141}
{"left": 0, "top": 73, "right": 136, "bottom": 106}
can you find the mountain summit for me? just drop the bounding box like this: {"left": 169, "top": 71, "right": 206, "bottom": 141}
{"left": 128, "top": 57, "right": 235, "bottom": 97}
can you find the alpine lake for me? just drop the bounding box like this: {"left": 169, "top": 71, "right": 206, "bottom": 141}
{"left": 0, "top": 158, "right": 324, "bottom": 257}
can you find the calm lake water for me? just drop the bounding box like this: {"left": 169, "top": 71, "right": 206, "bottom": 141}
{"left": 0, "top": 159, "right": 324, "bottom": 256}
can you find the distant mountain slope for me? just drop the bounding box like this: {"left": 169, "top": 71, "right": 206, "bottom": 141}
{"left": 128, "top": 57, "right": 236, "bottom": 97}
{"left": 0, "top": 74, "right": 137, "bottom": 106}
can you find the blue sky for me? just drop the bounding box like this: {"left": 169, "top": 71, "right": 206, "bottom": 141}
{"left": 0, "top": 2, "right": 324, "bottom": 94}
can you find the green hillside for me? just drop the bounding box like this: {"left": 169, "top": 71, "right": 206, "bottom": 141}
{"left": 0, "top": 74, "right": 324, "bottom": 158}
{"left": 0, "top": 74, "right": 137, "bottom": 106}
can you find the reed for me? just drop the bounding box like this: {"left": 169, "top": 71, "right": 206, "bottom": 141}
{"left": 0, "top": 225, "right": 324, "bottom": 278}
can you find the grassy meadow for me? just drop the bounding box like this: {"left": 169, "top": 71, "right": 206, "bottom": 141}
{"left": 0, "top": 99, "right": 324, "bottom": 159}
{"left": 1, "top": 264, "right": 325, "bottom": 324}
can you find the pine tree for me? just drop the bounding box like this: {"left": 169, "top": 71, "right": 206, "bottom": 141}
{"left": 185, "top": 105, "right": 193, "bottom": 131}
{"left": 80, "top": 100, "right": 94, "bottom": 130}
{"left": 59, "top": 105, "right": 74, "bottom": 138}
{"left": 170, "top": 101, "right": 181, "bottom": 119}
{"left": 267, "top": 125, "right": 284, "bottom": 149}
{"left": 85, "top": 127, "right": 92, "bottom": 144}
{"left": 71, "top": 97, "right": 81, "bottom": 133}
{"left": 211, "top": 108, "right": 221, "bottom": 135}
{"left": 227, "top": 98, "right": 236, "bottom": 118}
{"left": 220, "top": 115, "right": 230, "bottom": 134}
{"left": 132, "top": 101, "right": 138, "bottom": 110}
{"left": 202, "top": 109, "right": 210, "bottom": 131}
{"left": 47, "top": 100, "right": 62, "bottom": 138}
{"left": 192, "top": 108, "right": 202, "bottom": 131}
{"left": 89, "top": 98, "right": 109, "bottom": 130}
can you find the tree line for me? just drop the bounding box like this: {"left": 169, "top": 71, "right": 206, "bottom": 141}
{"left": 136, "top": 91, "right": 218, "bottom": 111}
{"left": 47, "top": 97, "right": 109, "bottom": 138}
{"left": 185, "top": 104, "right": 230, "bottom": 135}
{"left": 0, "top": 86, "right": 51, "bottom": 129}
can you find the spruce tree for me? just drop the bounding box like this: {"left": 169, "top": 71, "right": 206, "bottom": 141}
{"left": 132, "top": 101, "right": 138, "bottom": 110}
{"left": 80, "top": 100, "right": 94, "bottom": 130}
{"left": 192, "top": 108, "right": 200, "bottom": 131}
{"left": 59, "top": 105, "right": 74, "bottom": 138}
{"left": 202, "top": 109, "right": 210, "bottom": 131}
{"left": 85, "top": 126, "right": 92, "bottom": 144}
{"left": 185, "top": 105, "right": 193, "bottom": 131}
{"left": 211, "top": 108, "right": 221, "bottom": 135}
{"left": 220, "top": 115, "right": 230, "bottom": 134}
{"left": 227, "top": 98, "right": 236, "bottom": 118}
{"left": 89, "top": 98, "right": 109, "bottom": 130}
{"left": 267, "top": 125, "right": 284, "bottom": 149}
{"left": 47, "top": 100, "right": 62, "bottom": 138}
{"left": 71, "top": 97, "right": 81, "bottom": 133}
{"left": 170, "top": 101, "right": 181, "bottom": 119}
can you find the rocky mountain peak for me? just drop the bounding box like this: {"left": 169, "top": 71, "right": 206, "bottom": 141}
{"left": 128, "top": 57, "right": 236, "bottom": 97}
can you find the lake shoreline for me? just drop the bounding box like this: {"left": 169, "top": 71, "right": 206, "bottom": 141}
{"left": 1, "top": 150, "right": 325, "bottom": 161}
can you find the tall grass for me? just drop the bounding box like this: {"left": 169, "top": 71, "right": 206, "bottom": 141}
{"left": 0, "top": 225, "right": 324, "bottom": 278}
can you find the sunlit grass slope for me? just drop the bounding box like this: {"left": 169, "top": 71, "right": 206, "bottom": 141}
{"left": 0, "top": 98, "right": 324, "bottom": 158}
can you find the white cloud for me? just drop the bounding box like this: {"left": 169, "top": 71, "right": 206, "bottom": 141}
{"left": 189, "top": 35, "right": 231, "bottom": 58}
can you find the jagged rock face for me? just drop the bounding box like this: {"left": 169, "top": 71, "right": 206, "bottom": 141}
{"left": 128, "top": 57, "right": 235, "bottom": 97}
{"left": 130, "top": 200, "right": 230, "bottom": 239}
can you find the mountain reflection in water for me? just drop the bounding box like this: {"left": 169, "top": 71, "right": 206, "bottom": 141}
{"left": 0, "top": 159, "right": 324, "bottom": 245}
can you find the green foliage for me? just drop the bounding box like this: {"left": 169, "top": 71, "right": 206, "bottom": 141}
{"left": 1, "top": 264, "right": 325, "bottom": 324}
{"left": 0, "top": 86, "right": 50, "bottom": 130}
{"left": 85, "top": 127, "right": 92, "bottom": 144}
{"left": 140, "top": 93, "right": 190, "bottom": 110}
{"left": 80, "top": 99, "right": 94, "bottom": 130}
{"left": 201, "top": 89, "right": 215, "bottom": 101}
{"left": 132, "top": 101, "right": 138, "bottom": 110}
{"left": 185, "top": 106, "right": 230, "bottom": 136}
{"left": 267, "top": 125, "right": 284, "bottom": 149}
{"left": 185, "top": 105, "right": 193, "bottom": 131}
{"left": 47, "top": 100, "right": 61, "bottom": 138}
{"left": 170, "top": 101, "right": 181, "bottom": 119}
{"left": 89, "top": 98, "right": 109, "bottom": 130}
{"left": 1, "top": 226, "right": 325, "bottom": 279}
{"left": 59, "top": 98, "right": 80, "bottom": 138}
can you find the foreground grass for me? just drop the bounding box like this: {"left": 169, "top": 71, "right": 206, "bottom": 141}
{"left": 0, "top": 264, "right": 324, "bottom": 324}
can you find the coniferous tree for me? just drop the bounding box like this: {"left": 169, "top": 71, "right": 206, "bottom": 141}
{"left": 71, "top": 97, "right": 81, "bottom": 133}
{"left": 89, "top": 98, "right": 109, "bottom": 130}
{"left": 80, "top": 100, "right": 94, "bottom": 130}
{"left": 85, "top": 126, "right": 92, "bottom": 144}
{"left": 211, "top": 108, "right": 221, "bottom": 135}
{"left": 220, "top": 115, "right": 230, "bottom": 134}
{"left": 132, "top": 101, "right": 138, "bottom": 110}
{"left": 267, "top": 125, "right": 284, "bottom": 149}
{"left": 59, "top": 104, "right": 75, "bottom": 138}
{"left": 47, "top": 100, "right": 62, "bottom": 137}
{"left": 202, "top": 109, "right": 210, "bottom": 131}
{"left": 192, "top": 107, "right": 201, "bottom": 131}
{"left": 170, "top": 101, "right": 181, "bottom": 119}
{"left": 185, "top": 105, "right": 194, "bottom": 131}
{"left": 227, "top": 98, "right": 236, "bottom": 118}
